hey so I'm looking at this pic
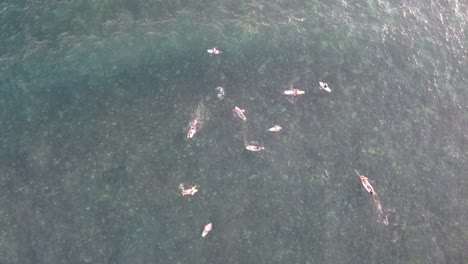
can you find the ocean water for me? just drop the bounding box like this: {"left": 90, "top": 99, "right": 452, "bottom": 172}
{"left": 0, "top": 0, "right": 467, "bottom": 263}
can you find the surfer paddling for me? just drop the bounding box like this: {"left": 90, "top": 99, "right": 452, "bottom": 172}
{"left": 245, "top": 144, "right": 265, "bottom": 152}
{"left": 233, "top": 106, "right": 247, "bottom": 121}
{"left": 178, "top": 183, "right": 199, "bottom": 196}
{"left": 355, "top": 170, "right": 387, "bottom": 224}
{"left": 284, "top": 84, "right": 305, "bottom": 96}
{"left": 355, "top": 170, "right": 376, "bottom": 196}
{"left": 186, "top": 119, "right": 199, "bottom": 139}
{"left": 202, "top": 223, "right": 213, "bottom": 237}
{"left": 268, "top": 125, "right": 282, "bottom": 132}
{"left": 244, "top": 140, "right": 265, "bottom": 152}
{"left": 207, "top": 47, "right": 222, "bottom": 55}
{"left": 186, "top": 101, "right": 206, "bottom": 139}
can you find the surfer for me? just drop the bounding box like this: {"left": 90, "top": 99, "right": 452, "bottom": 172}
{"left": 284, "top": 84, "right": 305, "bottom": 96}
{"left": 268, "top": 125, "right": 282, "bottom": 132}
{"left": 233, "top": 106, "right": 247, "bottom": 121}
{"left": 207, "top": 47, "right": 222, "bottom": 55}
{"left": 186, "top": 101, "right": 206, "bottom": 139}
{"left": 245, "top": 144, "right": 265, "bottom": 152}
{"left": 319, "top": 82, "right": 332, "bottom": 92}
{"left": 202, "top": 223, "right": 213, "bottom": 237}
{"left": 178, "top": 183, "right": 199, "bottom": 196}
{"left": 355, "top": 170, "right": 376, "bottom": 196}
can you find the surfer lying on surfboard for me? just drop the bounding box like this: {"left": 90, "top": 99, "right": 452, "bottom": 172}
{"left": 207, "top": 47, "right": 222, "bottom": 55}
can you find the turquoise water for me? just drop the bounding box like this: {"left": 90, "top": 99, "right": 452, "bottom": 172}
{"left": 0, "top": 1, "right": 467, "bottom": 263}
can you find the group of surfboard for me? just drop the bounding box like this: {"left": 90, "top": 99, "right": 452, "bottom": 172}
{"left": 180, "top": 47, "right": 387, "bottom": 238}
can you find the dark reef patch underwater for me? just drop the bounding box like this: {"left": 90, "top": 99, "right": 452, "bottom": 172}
{"left": 0, "top": 0, "right": 467, "bottom": 263}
